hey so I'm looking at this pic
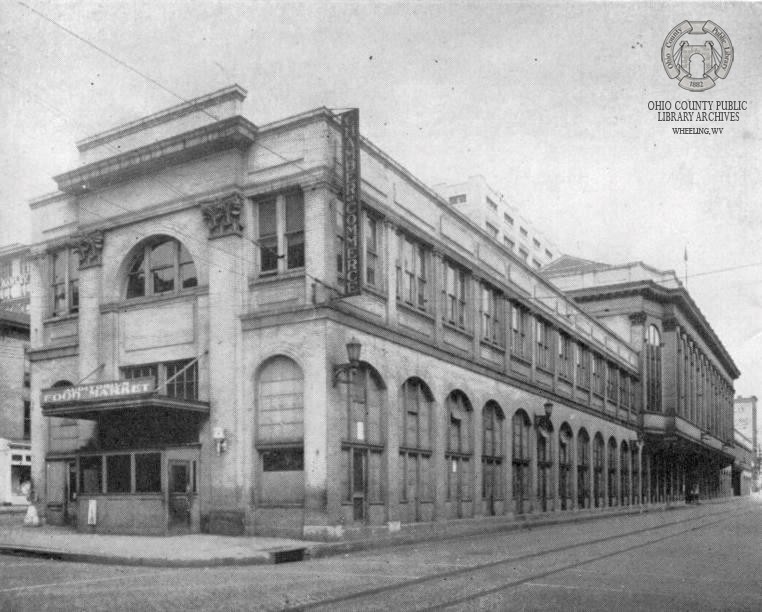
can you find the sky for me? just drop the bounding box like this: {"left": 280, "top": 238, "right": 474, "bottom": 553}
{"left": 0, "top": 1, "right": 760, "bottom": 395}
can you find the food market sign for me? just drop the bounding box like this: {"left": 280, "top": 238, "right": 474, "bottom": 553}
{"left": 41, "top": 378, "right": 155, "bottom": 404}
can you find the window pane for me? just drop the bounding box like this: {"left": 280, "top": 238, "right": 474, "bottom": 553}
{"left": 259, "top": 199, "right": 277, "bottom": 236}
{"left": 262, "top": 448, "right": 304, "bottom": 471}
{"left": 180, "top": 262, "right": 197, "bottom": 289}
{"left": 106, "top": 454, "right": 131, "bottom": 493}
{"left": 53, "top": 252, "right": 66, "bottom": 284}
{"left": 153, "top": 267, "right": 175, "bottom": 294}
{"left": 69, "top": 280, "right": 79, "bottom": 312}
{"left": 260, "top": 236, "right": 278, "bottom": 273}
{"left": 69, "top": 250, "right": 79, "bottom": 280}
{"left": 151, "top": 240, "right": 174, "bottom": 269}
{"left": 80, "top": 456, "right": 102, "bottom": 494}
{"left": 286, "top": 231, "right": 305, "bottom": 269}
{"left": 285, "top": 192, "right": 304, "bottom": 233}
{"left": 135, "top": 453, "right": 162, "bottom": 492}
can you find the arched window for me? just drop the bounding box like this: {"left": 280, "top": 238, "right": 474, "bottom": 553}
{"left": 620, "top": 441, "right": 630, "bottom": 506}
{"left": 126, "top": 236, "right": 197, "bottom": 298}
{"left": 482, "top": 402, "right": 504, "bottom": 513}
{"left": 256, "top": 357, "right": 303, "bottom": 504}
{"left": 513, "top": 409, "right": 531, "bottom": 514}
{"left": 559, "top": 423, "right": 573, "bottom": 510}
{"left": 577, "top": 428, "right": 590, "bottom": 508}
{"left": 537, "top": 422, "right": 553, "bottom": 512}
{"left": 646, "top": 325, "right": 662, "bottom": 412}
{"left": 339, "top": 364, "right": 385, "bottom": 523}
{"left": 608, "top": 437, "right": 618, "bottom": 507}
{"left": 593, "top": 433, "right": 604, "bottom": 508}
{"left": 446, "top": 390, "right": 473, "bottom": 513}
{"left": 399, "top": 378, "right": 434, "bottom": 523}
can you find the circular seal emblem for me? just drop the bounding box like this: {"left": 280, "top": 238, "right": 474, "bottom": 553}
{"left": 661, "top": 20, "right": 734, "bottom": 92}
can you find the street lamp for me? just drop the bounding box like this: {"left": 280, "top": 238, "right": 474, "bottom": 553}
{"left": 333, "top": 337, "right": 362, "bottom": 386}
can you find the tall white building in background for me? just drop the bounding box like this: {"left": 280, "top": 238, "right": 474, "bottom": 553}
{"left": 434, "top": 175, "right": 559, "bottom": 269}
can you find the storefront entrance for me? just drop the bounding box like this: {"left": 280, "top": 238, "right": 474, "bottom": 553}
{"left": 168, "top": 459, "right": 193, "bottom": 532}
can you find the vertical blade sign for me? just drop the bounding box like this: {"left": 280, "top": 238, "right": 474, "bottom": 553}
{"left": 341, "top": 109, "right": 362, "bottom": 296}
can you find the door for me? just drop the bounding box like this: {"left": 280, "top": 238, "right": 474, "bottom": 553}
{"left": 168, "top": 460, "right": 192, "bottom": 531}
{"left": 351, "top": 448, "right": 367, "bottom": 522}
{"left": 65, "top": 460, "right": 78, "bottom": 526}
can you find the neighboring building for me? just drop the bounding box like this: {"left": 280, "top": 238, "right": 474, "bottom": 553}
{"left": 29, "top": 86, "right": 654, "bottom": 539}
{"left": 731, "top": 428, "right": 754, "bottom": 496}
{"left": 734, "top": 395, "right": 759, "bottom": 491}
{"left": 544, "top": 256, "right": 739, "bottom": 501}
{"left": 434, "top": 176, "right": 558, "bottom": 270}
{"left": 0, "top": 243, "right": 31, "bottom": 314}
{"left": 0, "top": 309, "right": 31, "bottom": 505}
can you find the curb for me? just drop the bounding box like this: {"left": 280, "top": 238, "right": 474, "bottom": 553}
{"left": 0, "top": 544, "right": 307, "bottom": 568}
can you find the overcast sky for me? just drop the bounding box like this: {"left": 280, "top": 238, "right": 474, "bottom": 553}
{"left": 0, "top": 1, "right": 760, "bottom": 395}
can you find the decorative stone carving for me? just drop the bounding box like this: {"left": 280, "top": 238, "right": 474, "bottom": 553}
{"left": 662, "top": 317, "right": 679, "bottom": 332}
{"left": 201, "top": 192, "right": 244, "bottom": 239}
{"left": 74, "top": 230, "right": 105, "bottom": 269}
{"left": 628, "top": 312, "right": 647, "bottom": 325}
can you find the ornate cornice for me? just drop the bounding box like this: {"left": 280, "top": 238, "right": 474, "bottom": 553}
{"left": 201, "top": 192, "right": 245, "bottom": 239}
{"left": 74, "top": 231, "right": 105, "bottom": 269}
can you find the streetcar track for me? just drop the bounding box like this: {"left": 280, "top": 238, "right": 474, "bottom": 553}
{"left": 286, "top": 506, "right": 754, "bottom": 612}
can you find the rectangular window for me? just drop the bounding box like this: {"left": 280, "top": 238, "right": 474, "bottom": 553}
{"left": 519, "top": 248, "right": 529, "bottom": 262}
{"left": 106, "top": 454, "right": 131, "bottom": 493}
{"left": 532, "top": 258, "right": 542, "bottom": 270}
{"left": 486, "top": 197, "right": 498, "bottom": 211}
{"left": 165, "top": 360, "right": 198, "bottom": 400}
{"left": 257, "top": 192, "right": 305, "bottom": 275}
{"left": 545, "top": 249, "right": 553, "bottom": 259}
{"left": 123, "top": 364, "right": 158, "bottom": 389}
{"left": 536, "top": 319, "right": 551, "bottom": 370}
{"left": 558, "top": 333, "right": 572, "bottom": 380}
{"left": 481, "top": 284, "right": 503, "bottom": 345}
{"left": 520, "top": 227, "right": 528, "bottom": 238}
{"left": 511, "top": 303, "right": 529, "bottom": 360}
{"left": 80, "top": 455, "right": 102, "bottom": 494}
{"left": 23, "top": 401, "right": 30, "bottom": 439}
{"left": 135, "top": 453, "right": 161, "bottom": 492}
{"left": 619, "top": 372, "right": 628, "bottom": 407}
{"left": 50, "top": 248, "right": 79, "bottom": 317}
{"left": 448, "top": 194, "right": 466, "bottom": 205}
{"left": 396, "top": 235, "right": 428, "bottom": 311}
{"left": 591, "top": 354, "right": 605, "bottom": 396}
{"left": 503, "top": 237, "right": 515, "bottom": 250}
{"left": 364, "top": 213, "right": 380, "bottom": 288}
{"left": 261, "top": 448, "right": 304, "bottom": 471}
{"left": 284, "top": 192, "right": 305, "bottom": 269}
{"left": 258, "top": 198, "right": 278, "bottom": 274}
{"left": 577, "top": 344, "right": 590, "bottom": 389}
{"left": 607, "top": 363, "right": 617, "bottom": 400}
{"left": 442, "top": 261, "right": 467, "bottom": 329}
{"left": 533, "top": 238, "right": 541, "bottom": 249}
{"left": 503, "top": 213, "right": 514, "bottom": 226}
{"left": 486, "top": 222, "right": 499, "bottom": 238}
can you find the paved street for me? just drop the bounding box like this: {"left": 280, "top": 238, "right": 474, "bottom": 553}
{"left": 1, "top": 498, "right": 760, "bottom": 611}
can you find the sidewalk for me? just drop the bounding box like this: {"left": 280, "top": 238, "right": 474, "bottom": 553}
{"left": 0, "top": 497, "right": 751, "bottom": 568}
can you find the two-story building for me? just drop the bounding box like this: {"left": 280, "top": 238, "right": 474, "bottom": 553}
{"left": 30, "top": 86, "right": 652, "bottom": 539}
{"left": 544, "top": 256, "right": 739, "bottom": 502}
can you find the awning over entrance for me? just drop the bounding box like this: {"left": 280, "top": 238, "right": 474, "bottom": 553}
{"left": 41, "top": 378, "right": 210, "bottom": 421}
{"left": 644, "top": 431, "right": 735, "bottom": 468}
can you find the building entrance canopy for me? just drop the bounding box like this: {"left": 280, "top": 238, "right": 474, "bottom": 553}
{"left": 41, "top": 378, "right": 209, "bottom": 421}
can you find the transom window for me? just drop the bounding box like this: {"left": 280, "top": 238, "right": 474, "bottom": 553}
{"left": 126, "top": 237, "right": 197, "bottom": 299}
{"left": 122, "top": 359, "right": 198, "bottom": 400}
{"left": 51, "top": 248, "right": 79, "bottom": 316}
{"left": 257, "top": 191, "right": 305, "bottom": 275}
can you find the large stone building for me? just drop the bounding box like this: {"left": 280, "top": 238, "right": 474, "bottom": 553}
{"left": 434, "top": 175, "right": 559, "bottom": 270}
{"left": 544, "top": 256, "right": 739, "bottom": 501}
{"left": 0, "top": 243, "right": 31, "bottom": 314}
{"left": 27, "top": 86, "right": 737, "bottom": 539}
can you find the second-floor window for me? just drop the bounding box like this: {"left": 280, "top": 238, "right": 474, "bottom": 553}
{"left": 511, "top": 303, "right": 530, "bottom": 360}
{"left": 481, "top": 284, "right": 503, "bottom": 345}
{"left": 576, "top": 344, "right": 590, "bottom": 389}
{"left": 606, "top": 363, "right": 617, "bottom": 400}
{"left": 364, "top": 213, "right": 381, "bottom": 289}
{"left": 396, "top": 235, "right": 428, "bottom": 311}
{"left": 126, "top": 237, "right": 197, "bottom": 299}
{"left": 257, "top": 191, "right": 305, "bottom": 275}
{"left": 123, "top": 359, "right": 198, "bottom": 401}
{"left": 558, "top": 333, "right": 573, "bottom": 380}
{"left": 536, "top": 319, "right": 551, "bottom": 370}
{"left": 442, "top": 260, "right": 467, "bottom": 329}
{"left": 591, "top": 354, "right": 605, "bottom": 396}
{"left": 51, "top": 248, "right": 79, "bottom": 317}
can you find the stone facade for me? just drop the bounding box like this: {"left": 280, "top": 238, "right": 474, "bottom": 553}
{"left": 27, "top": 86, "right": 705, "bottom": 540}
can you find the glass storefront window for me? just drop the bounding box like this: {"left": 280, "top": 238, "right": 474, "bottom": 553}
{"left": 106, "top": 455, "right": 131, "bottom": 493}
{"left": 80, "top": 456, "right": 102, "bottom": 494}
{"left": 135, "top": 453, "right": 162, "bottom": 493}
